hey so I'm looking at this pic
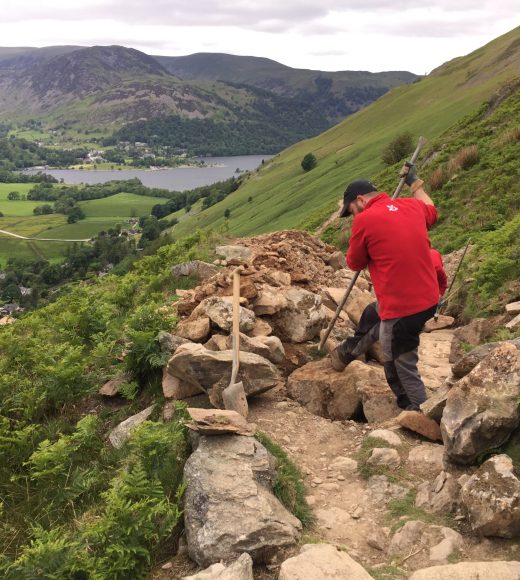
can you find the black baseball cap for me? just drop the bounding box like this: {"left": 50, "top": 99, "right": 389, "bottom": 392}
{"left": 339, "top": 180, "right": 377, "bottom": 217}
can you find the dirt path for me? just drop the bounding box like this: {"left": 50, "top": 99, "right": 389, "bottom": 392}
{"left": 248, "top": 385, "right": 393, "bottom": 570}
{"left": 0, "top": 228, "right": 90, "bottom": 242}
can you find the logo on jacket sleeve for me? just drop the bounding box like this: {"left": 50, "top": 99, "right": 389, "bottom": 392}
{"left": 386, "top": 204, "right": 399, "bottom": 212}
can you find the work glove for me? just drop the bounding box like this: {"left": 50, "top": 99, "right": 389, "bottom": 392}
{"left": 400, "top": 161, "right": 418, "bottom": 186}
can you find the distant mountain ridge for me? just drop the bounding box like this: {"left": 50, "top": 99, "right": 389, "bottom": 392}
{"left": 0, "top": 44, "right": 418, "bottom": 154}
{"left": 154, "top": 52, "right": 418, "bottom": 123}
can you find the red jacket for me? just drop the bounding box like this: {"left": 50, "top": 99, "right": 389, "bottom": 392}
{"left": 346, "top": 193, "right": 439, "bottom": 320}
{"left": 430, "top": 248, "right": 448, "bottom": 296}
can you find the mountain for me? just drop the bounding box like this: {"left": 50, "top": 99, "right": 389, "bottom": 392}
{"left": 154, "top": 52, "right": 418, "bottom": 123}
{"left": 0, "top": 45, "right": 170, "bottom": 113}
{"left": 0, "top": 45, "right": 417, "bottom": 155}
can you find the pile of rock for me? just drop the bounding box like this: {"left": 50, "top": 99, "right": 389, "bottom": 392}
{"left": 159, "top": 231, "right": 377, "bottom": 408}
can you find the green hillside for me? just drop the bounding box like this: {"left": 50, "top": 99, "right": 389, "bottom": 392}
{"left": 171, "top": 26, "right": 520, "bottom": 239}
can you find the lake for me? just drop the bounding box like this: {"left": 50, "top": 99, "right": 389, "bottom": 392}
{"left": 26, "top": 155, "right": 272, "bottom": 192}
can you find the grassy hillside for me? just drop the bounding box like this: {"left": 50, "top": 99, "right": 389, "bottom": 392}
{"left": 171, "top": 26, "right": 520, "bottom": 239}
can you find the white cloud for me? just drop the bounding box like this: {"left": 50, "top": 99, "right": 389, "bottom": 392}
{"left": 0, "top": 1, "right": 518, "bottom": 73}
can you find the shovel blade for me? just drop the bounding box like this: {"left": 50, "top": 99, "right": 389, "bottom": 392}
{"left": 222, "top": 381, "right": 248, "bottom": 419}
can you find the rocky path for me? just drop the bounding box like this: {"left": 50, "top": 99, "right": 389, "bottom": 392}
{"left": 246, "top": 335, "right": 519, "bottom": 577}
{"left": 249, "top": 388, "right": 388, "bottom": 565}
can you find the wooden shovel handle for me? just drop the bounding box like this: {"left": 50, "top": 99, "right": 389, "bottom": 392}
{"left": 230, "top": 269, "right": 241, "bottom": 382}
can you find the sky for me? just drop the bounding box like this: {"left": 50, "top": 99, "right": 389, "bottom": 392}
{"left": 1, "top": 1, "right": 519, "bottom": 74}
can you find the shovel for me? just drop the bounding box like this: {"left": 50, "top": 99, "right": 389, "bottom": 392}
{"left": 222, "top": 268, "right": 249, "bottom": 418}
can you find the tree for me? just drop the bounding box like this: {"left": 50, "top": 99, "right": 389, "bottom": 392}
{"left": 7, "top": 191, "right": 20, "bottom": 200}
{"left": 33, "top": 204, "right": 54, "bottom": 215}
{"left": 301, "top": 153, "right": 317, "bottom": 172}
{"left": 382, "top": 132, "right": 414, "bottom": 166}
{"left": 224, "top": 208, "right": 231, "bottom": 219}
{"left": 67, "top": 206, "right": 86, "bottom": 224}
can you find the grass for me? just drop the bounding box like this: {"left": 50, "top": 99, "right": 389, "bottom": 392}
{"left": 0, "top": 235, "right": 74, "bottom": 265}
{"left": 355, "top": 436, "right": 405, "bottom": 481}
{"left": 0, "top": 214, "right": 67, "bottom": 237}
{"left": 0, "top": 183, "right": 44, "bottom": 217}
{"left": 34, "top": 219, "right": 124, "bottom": 240}
{"left": 79, "top": 192, "right": 164, "bottom": 218}
{"left": 386, "top": 490, "right": 455, "bottom": 531}
{"left": 255, "top": 431, "right": 314, "bottom": 528}
{"left": 367, "top": 565, "right": 407, "bottom": 579}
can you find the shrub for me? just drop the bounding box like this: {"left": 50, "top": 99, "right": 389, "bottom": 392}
{"left": 430, "top": 167, "right": 448, "bottom": 191}
{"left": 448, "top": 145, "right": 479, "bottom": 173}
{"left": 381, "top": 132, "right": 414, "bottom": 166}
{"left": 301, "top": 153, "right": 317, "bottom": 172}
{"left": 499, "top": 125, "right": 520, "bottom": 145}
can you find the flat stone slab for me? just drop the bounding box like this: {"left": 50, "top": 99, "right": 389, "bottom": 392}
{"left": 279, "top": 543, "right": 373, "bottom": 579}
{"left": 186, "top": 408, "right": 255, "bottom": 436}
{"left": 418, "top": 330, "right": 453, "bottom": 391}
{"left": 397, "top": 411, "right": 442, "bottom": 442}
{"left": 408, "top": 561, "right": 520, "bottom": 579}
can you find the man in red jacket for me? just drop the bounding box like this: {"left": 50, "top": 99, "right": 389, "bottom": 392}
{"left": 330, "top": 164, "right": 438, "bottom": 411}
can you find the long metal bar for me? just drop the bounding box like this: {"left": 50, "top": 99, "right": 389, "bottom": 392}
{"left": 434, "top": 237, "right": 471, "bottom": 320}
{"left": 319, "top": 136, "right": 427, "bottom": 351}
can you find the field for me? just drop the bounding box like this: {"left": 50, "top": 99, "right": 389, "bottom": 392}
{"left": 0, "top": 187, "right": 167, "bottom": 264}
{"left": 0, "top": 233, "right": 73, "bottom": 265}
{"left": 0, "top": 183, "right": 44, "bottom": 216}
{"left": 79, "top": 192, "right": 162, "bottom": 218}
{"left": 35, "top": 219, "right": 122, "bottom": 240}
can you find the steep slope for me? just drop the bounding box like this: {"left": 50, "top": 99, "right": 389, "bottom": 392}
{"left": 172, "top": 26, "right": 520, "bottom": 240}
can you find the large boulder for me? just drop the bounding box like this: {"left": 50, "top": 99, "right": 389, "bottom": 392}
{"left": 287, "top": 358, "right": 363, "bottom": 420}
{"left": 460, "top": 454, "right": 520, "bottom": 538}
{"left": 172, "top": 345, "right": 266, "bottom": 399}
{"left": 441, "top": 343, "right": 520, "bottom": 464}
{"left": 212, "top": 332, "right": 285, "bottom": 364}
{"left": 192, "top": 297, "right": 256, "bottom": 333}
{"left": 167, "top": 343, "right": 280, "bottom": 404}
{"left": 408, "top": 561, "right": 520, "bottom": 580}
{"left": 278, "top": 543, "right": 372, "bottom": 580}
{"left": 453, "top": 317, "right": 494, "bottom": 346}
{"left": 452, "top": 339, "right": 520, "bottom": 378}
{"left": 272, "top": 288, "right": 326, "bottom": 343}
{"left": 388, "top": 521, "right": 463, "bottom": 566}
{"left": 355, "top": 366, "right": 401, "bottom": 424}
{"left": 252, "top": 284, "right": 288, "bottom": 315}
{"left": 416, "top": 471, "right": 461, "bottom": 514}
{"left": 171, "top": 260, "right": 219, "bottom": 281}
{"left": 175, "top": 317, "right": 211, "bottom": 342}
{"left": 183, "top": 435, "right": 301, "bottom": 567}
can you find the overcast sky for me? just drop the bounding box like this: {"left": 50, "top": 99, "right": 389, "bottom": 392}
{"left": 2, "top": 1, "right": 519, "bottom": 74}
